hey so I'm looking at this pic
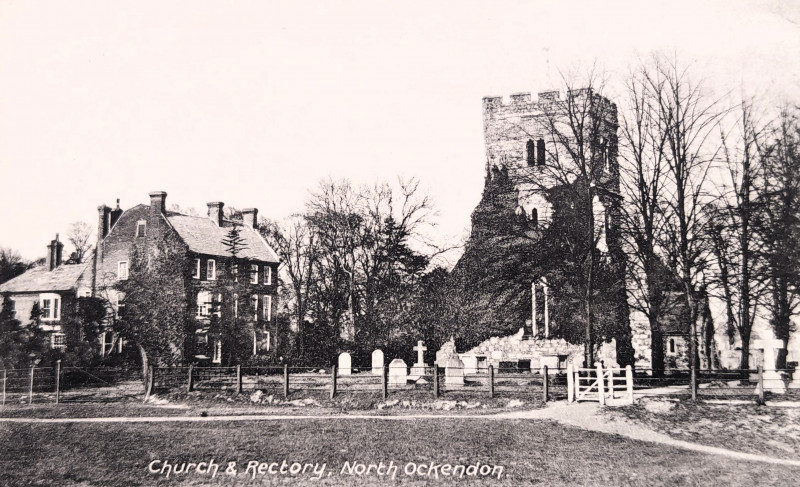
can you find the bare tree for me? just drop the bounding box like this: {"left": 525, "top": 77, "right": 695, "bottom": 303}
{"left": 67, "top": 222, "right": 93, "bottom": 264}
{"left": 0, "top": 247, "right": 28, "bottom": 284}
{"left": 644, "top": 55, "right": 725, "bottom": 374}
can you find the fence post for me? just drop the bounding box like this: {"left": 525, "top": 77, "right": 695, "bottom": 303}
{"left": 382, "top": 365, "right": 388, "bottom": 400}
{"left": 542, "top": 365, "right": 549, "bottom": 403}
{"left": 757, "top": 365, "right": 765, "bottom": 405}
{"left": 2, "top": 369, "right": 6, "bottom": 407}
{"left": 187, "top": 364, "right": 194, "bottom": 393}
{"left": 144, "top": 365, "right": 154, "bottom": 403}
{"left": 283, "top": 364, "right": 289, "bottom": 399}
{"left": 330, "top": 365, "right": 337, "bottom": 399}
{"left": 488, "top": 364, "right": 495, "bottom": 399}
{"left": 28, "top": 366, "right": 34, "bottom": 405}
{"left": 626, "top": 365, "right": 634, "bottom": 405}
{"left": 236, "top": 365, "right": 242, "bottom": 395}
{"left": 690, "top": 366, "right": 697, "bottom": 402}
{"left": 596, "top": 363, "right": 605, "bottom": 406}
{"left": 567, "top": 364, "right": 574, "bottom": 403}
{"left": 55, "top": 360, "right": 61, "bottom": 405}
{"left": 433, "top": 362, "right": 439, "bottom": 398}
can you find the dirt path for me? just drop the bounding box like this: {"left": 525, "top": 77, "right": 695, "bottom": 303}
{"left": 3, "top": 402, "right": 799, "bottom": 467}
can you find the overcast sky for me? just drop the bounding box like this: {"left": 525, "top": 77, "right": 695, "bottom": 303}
{"left": 1, "top": 0, "right": 798, "bottom": 261}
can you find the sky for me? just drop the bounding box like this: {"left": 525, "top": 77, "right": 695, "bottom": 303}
{"left": 0, "top": 0, "right": 799, "bottom": 261}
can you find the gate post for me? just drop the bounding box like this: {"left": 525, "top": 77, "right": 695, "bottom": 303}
{"left": 488, "top": 365, "right": 495, "bottom": 399}
{"left": 55, "top": 360, "right": 61, "bottom": 405}
{"left": 381, "top": 365, "right": 388, "bottom": 400}
{"left": 283, "top": 364, "right": 289, "bottom": 399}
{"left": 757, "top": 365, "right": 765, "bottom": 405}
{"left": 690, "top": 366, "right": 697, "bottom": 402}
{"left": 626, "top": 365, "right": 634, "bottom": 405}
{"left": 542, "top": 365, "right": 549, "bottom": 402}
{"left": 28, "top": 366, "right": 34, "bottom": 405}
{"left": 2, "top": 369, "right": 6, "bottom": 407}
{"left": 433, "top": 362, "right": 439, "bottom": 398}
{"left": 567, "top": 364, "right": 574, "bottom": 403}
{"left": 330, "top": 365, "right": 337, "bottom": 399}
{"left": 236, "top": 365, "right": 242, "bottom": 395}
{"left": 187, "top": 364, "right": 194, "bottom": 393}
{"left": 596, "top": 363, "right": 605, "bottom": 406}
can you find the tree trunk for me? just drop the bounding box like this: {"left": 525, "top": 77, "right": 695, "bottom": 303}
{"left": 739, "top": 327, "right": 751, "bottom": 370}
{"left": 650, "top": 322, "right": 665, "bottom": 377}
{"left": 137, "top": 343, "right": 149, "bottom": 385}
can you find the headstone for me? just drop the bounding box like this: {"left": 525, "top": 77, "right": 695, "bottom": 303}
{"left": 754, "top": 339, "right": 786, "bottom": 393}
{"left": 388, "top": 358, "right": 408, "bottom": 385}
{"left": 411, "top": 340, "right": 428, "bottom": 376}
{"left": 461, "top": 355, "right": 478, "bottom": 374}
{"left": 445, "top": 357, "right": 465, "bottom": 386}
{"left": 436, "top": 337, "right": 458, "bottom": 364}
{"left": 338, "top": 352, "right": 352, "bottom": 376}
{"left": 371, "top": 349, "right": 385, "bottom": 375}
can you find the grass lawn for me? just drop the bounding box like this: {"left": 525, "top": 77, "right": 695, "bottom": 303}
{"left": 606, "top": 397, "right": 800, "bottom": 461}
{"left": 1, "top": 417, "right": 798, "bottom": 486}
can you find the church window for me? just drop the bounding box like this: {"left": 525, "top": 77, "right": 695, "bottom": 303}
{"left": 526, "top": 139, "right": 535, "bottom": 166}
{"left": 537, "top": 139, "right": 545, "bottom": 165}
{"left": 531, "top": 208, "right": 538, "bottom": 226}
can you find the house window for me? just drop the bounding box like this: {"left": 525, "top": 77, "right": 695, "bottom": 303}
{"left": 263, "top": 294, "right": 271, "bottom": 321}
{"left": 196, "top": 291, "right": 212, "bottom": 317}
{"left": 40, "top": 294, "right": 61, "bottom": 321}
{"left": 264, "top": 331, "right": 271, "bottom": 351}
{"left": 136, "top": 220, "right": 147, "bottom": 237}
{"left": 232, "top": 263, "right": 238, "bottom": 282}
{"left": 537, "top": 139, "right": 545, "bottom": 166}
{"left": 526, "top": 139, "right": 535, "bottom": 166}
{"left": 212, "top": 340, "right": 222, "bottom": 364}
{"left": 213, "top": 293, "right": 222, "bottom": 318}
{"left": 250, "top": 264, "right": 259, "bottom": 284}
{"left": 251, "top": 295, "right": 258, "bottom": 320}
{"left": 115, "top": 293, "right": 125, "bottom": 319}
{"left": 51, "top": 332, "right": 66, "bottom": 350}
{"left": 192, "top": 259, "right": 200, "bottom": 279}
{"left": 207, "top": 259, "right": 216, "bottom": 280}
{"left": 668, "top": 338, "right": 676, "bottom": 355}
{"left": 117, "top": 261, "right": 129, "bottom": 280}
{"left": 265, "top": 266, "right": 272, "bottom": 285}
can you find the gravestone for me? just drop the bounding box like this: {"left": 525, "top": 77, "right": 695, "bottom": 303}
{"left": 371, "top": 349, "right": 385, "bottom": 375}
{"left": 436, "top": 337, "right": 458, "bottom": 364}
{"left": 461, "top": 355, "right": 478, "bottom": 374}
{"left": 338, "top": 352, "right": 352, "bottom": 376}
{"left": 411, "top": 340, "right": 428, "bottom": 376}
{"left": 388, "top": 359, "right": 408, "bottom": 385}
{"left": 445, "top": 357, "right": 465, "bottom": 386}
{"left": 754, "top": 339, "right": 786, "bottom": 393}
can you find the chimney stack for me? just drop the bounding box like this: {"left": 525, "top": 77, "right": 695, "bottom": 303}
{"left": 149, "top": 191, "right": 167, "bottom": 215}
{"left": 241, "top": 208, "right": 258, "bottom": 229}
{"left": 97, "top": 205, "right": 111, "bottom": 241}
{"left": 207, "top": 202, "right": 224, "bottom": 227}
{"left": 46, "top": 234, "right": 64, "bottom": 271}
{"left": 109, "top": 198, "right": 123, "bottom": 229}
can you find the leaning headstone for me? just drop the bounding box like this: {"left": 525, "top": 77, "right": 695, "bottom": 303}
{"left": 388, "top": 359, "right": 408, "bottom": 385}
{"left": 371, "top": 349, "right": 385, "bottom": 375}
{"left": 338, "top": 352, "right": 352, "bottom": 376}
{"left": 461, "top": 355, "right": 478, "bottom": 375}
{"left": 445, "top": 357, "right": 465, "bottom": 386}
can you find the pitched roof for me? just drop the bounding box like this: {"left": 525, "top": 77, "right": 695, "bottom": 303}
{"left": 166, "top": 214, "right": 279, "bottom": 263}
{"left": 0, "top": 263, "right": 89, "bottom": 293}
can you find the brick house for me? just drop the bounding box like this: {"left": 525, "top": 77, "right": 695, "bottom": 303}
{"left": 93, "top": 191, "right": 280, "bottom": 363}
{"left": 0, "top": 235, "right": 93, "bottom": 351}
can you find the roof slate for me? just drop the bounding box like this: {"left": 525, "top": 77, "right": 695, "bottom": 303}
{"left": 166, "top": 214, "right": 279, "bottom": 263}
{"left": 0, "top": 263, "right": 89, "bottom": 293}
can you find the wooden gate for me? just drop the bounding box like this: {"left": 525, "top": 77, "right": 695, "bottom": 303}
{"left": 567, "top": 363, "right": 633, "bottom": 405}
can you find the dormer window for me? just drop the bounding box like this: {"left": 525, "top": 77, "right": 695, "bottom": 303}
{"left": 136, "top": 220, "right": 147, "bottom": 237}
{"left": 207, "top": 259, "right": 216, "bottom": 280}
